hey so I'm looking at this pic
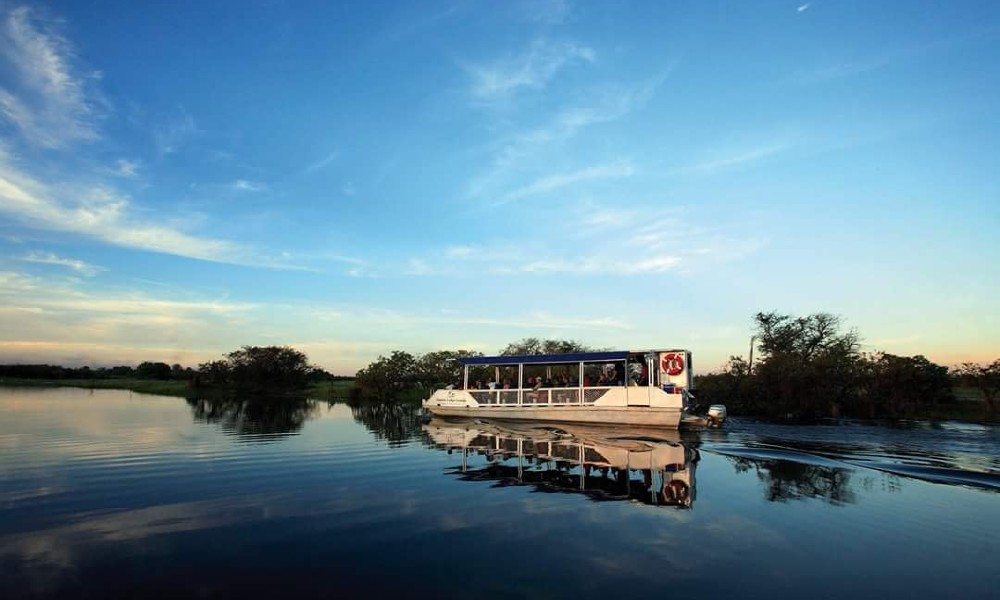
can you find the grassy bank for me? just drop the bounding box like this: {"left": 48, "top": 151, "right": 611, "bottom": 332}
{"left": 307, "top": 379, "right": 356, "bottom": 399}
{"left": 0, "top": 378, "right": 194, "bottom": 397}
{"left": 0, "top": 378, "right": 358, "bottom": 400}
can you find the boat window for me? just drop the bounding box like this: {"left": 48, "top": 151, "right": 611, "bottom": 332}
{"left": 581, "top": 361, "right": 625, "bottom": 386}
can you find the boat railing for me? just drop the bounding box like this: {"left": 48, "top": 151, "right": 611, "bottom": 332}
{"left": 467, "top": 387, "right": 613, "bottom": 407}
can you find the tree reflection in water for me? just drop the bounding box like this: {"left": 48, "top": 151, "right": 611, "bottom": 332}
{"left": 187, "top": 395, "right": 319, "bottom": 441}
{"left": 348, "top": 399, "right": 422, "bottom": 446}
{"left": 727, "top": 456, "right": 858, "bottom": 505}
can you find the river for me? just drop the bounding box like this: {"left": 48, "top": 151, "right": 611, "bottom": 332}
{"left": 1, "top": 387, "right": 997, "bottom": 599}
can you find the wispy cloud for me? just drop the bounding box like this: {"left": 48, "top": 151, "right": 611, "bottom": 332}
{"left": 0, "top": 154, "right": 246, "bottom": 264}
{"left": 107, "top": 159, "right": 139, "bottom": 178}
{"left": 153, "top": 109, "right": 199, "bottom": 155}
{"left": 269, "top": 250, "right": 368, "bottom": 276}
{"left": 0, "top": 6, "right": 102, "bottom": 148}
{"left": 505, "top": 255, "right": 680, "bottom": 275}
{"left": 501, "top": 160, "right": 634, "bottom": 204}
{"left": 6, "top": 292, "right": 255, "bottom": 320}
{"left": 468, "top": 69, "right": 670, "bottom": 200}
{"left": 445, "top": 245, "right": 478, "bottom": 258}
{"left": 302, "top": 150, "right": 339, "bottom": 175}
{"left": 521, "top": 0, "right": 572, "bottom": 25}
{"left": 230, "top": 179, "right": 266, "bottom": 192}
{"left": 412, "top": 203, "right": 765, "bottom": 277}
{"left": 465, "top": 39, "right": 595, "bottom": 101}
{"left": 679, "top": 142, "right": 789, "bottom": 175}
{"left": 793, "top": 32, "right": 996, "bottom": 84}
{"left": 404, "top": 258, "right": 434, "bottom": 276}
{"left": 797, "top": 4, "right": 811, "bottom": 13}
{"left": 309, "top": 305, "right": 630, "bottom": 332}
{"left": 20, "top": 251, "right": 103, "bottom": 276}
{"left": 0, "top": 269, "right": 260, "bottom": 366}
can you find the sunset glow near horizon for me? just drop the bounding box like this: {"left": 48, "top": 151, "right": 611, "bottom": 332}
{"left": 0, "top": 1, "right": 997, "bottom": 375}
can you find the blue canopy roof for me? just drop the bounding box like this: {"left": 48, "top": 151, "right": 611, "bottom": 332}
{"left": 459, "top": 351, "right": 629, "bottom": 366}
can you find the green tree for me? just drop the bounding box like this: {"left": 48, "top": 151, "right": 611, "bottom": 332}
{"left": 694, "top": 356, "right": 756, "bottom": 413}
{"left": 856, "top": 352, "right": 953, "bottom": 418}
{"left": 413, "top": 350, "right": 483, "bottom": 388}
{"left": 224, "top": 346, "right": 313, "bottom": 390}
{"left": 355, "top": 351, "right": 417, "bottom": 400}
{"left": 752, "top": 311, "right": 861, "bottom": 418}
{"left": 170, "top": 363, "right": 194, "bottom": 380}
{"left": 196, "top": 360, "right": 231, "bottom": 386}
{"left": 110, "top": 365, "right": 135, "bottom": 378}
{"left": 196, "top": 346, "right": 313, "bottom": 391}
{"left": 953, "top": 359, "right": 1000, "bottom": 420}
{"left": 137, "top": 361, "right": 172, "bottom": 380}
{"left": 755, "top": 312, "right": 860, "bottom": 364}
{"left": 499, "top": 338, "right": 595, "bottom": 355}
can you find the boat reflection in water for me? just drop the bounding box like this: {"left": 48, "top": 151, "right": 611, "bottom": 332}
{"left": 423, "top": 418, "right": 700, "bottom": 508}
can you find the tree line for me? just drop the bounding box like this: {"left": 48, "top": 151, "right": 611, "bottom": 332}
{"left": 0, "top": 362, "right": 197, "bottom": 381}
{"left": 1, "top": 346, "right": 348, "bottom": 393}
{"left": 692, "top": 312, "right": 998, "bottom": 421}
{"left": 3, "top": 321, "right": 995, "bottom": 421}
{"left": 352, "top": 316, "right": 997, "bottom": 422}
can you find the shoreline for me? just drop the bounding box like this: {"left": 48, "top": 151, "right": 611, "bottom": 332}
{"left": 0, "top": 378, "right": 354, "bottom": 400}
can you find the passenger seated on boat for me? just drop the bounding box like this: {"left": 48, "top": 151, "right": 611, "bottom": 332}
{"left": 530, "top": 377, "right": 545, "bottom": 403}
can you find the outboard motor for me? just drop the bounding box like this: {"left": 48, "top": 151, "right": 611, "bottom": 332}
{"left": 707, "top": 405, "right": 727, "bottom": 427}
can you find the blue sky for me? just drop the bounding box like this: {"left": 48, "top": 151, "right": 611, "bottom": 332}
{"left": 0, "top": 1, "right": 997, "bottom": 374}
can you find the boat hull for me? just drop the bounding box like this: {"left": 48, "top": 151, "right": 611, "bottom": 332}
{"left": 423, "top": 404, "right": 683, "bottom": 428}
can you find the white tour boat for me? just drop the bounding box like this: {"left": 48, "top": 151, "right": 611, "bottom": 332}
{"left": 421, "top": 349, "right": 726, "bottom": 429}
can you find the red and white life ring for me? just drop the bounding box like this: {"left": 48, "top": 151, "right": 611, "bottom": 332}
{"left": 661, "top": 352, "right": 684, "bottom": 376}
{"left": 663, "top": 479, "right": 690, "bottom": 504}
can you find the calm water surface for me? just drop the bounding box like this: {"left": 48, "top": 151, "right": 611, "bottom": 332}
{"left": 1, "top": 387, "right": 997, "bottom": 599}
